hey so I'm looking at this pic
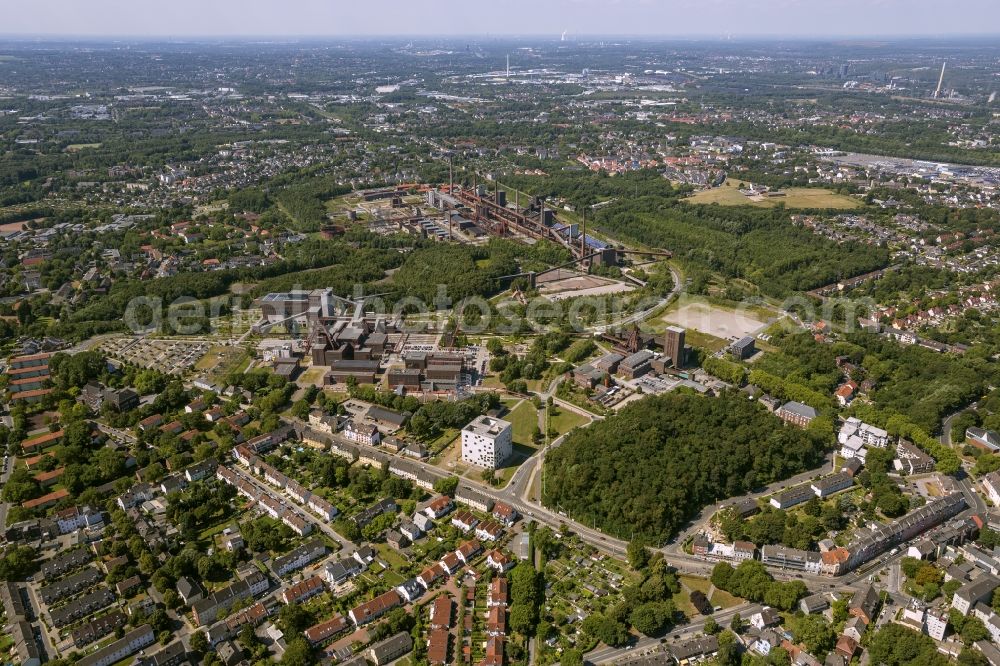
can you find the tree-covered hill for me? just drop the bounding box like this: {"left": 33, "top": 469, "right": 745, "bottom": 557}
{"left": 542, "top": 390, "right": 829, "bottom": 542}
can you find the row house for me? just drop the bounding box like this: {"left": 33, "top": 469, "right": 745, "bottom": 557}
{"left": 304, "top": 614, "right": 349, "bottom": 646}
{"left": 76, "top": 624, "right": 154, "bottom": 666}
{"left": 492, "top": 501, "right": 517, "bottom": 526}
{"left": 475, "top": 521, "right": 504, "bottom": 542}
{"left": 425, "top": 496, "right": 453, "bottom": 519}
{"left": 349, "top": 589, "right": 402, "bottom": 626}
{"left": 487, "top": 577, "right": 508, "bottom": 608}
{"left": 273, "top": 539, "right": 327, "bottom": 577}
{"left": 418, "top": 564, "right": 445, "bottom": 589}
{"left": 844, "top": 493, "right": 966, "bottom": 572}
{"left": 283, "top": 512, "right": 312, "bottom": 537}
{"left": 358, "top": 447, "right": 390, "bottom": 469}
{"left": 486, "top": 550, "right": 514, "bottom": 573}
{"left": 285, "top": 479, "right": 311, "bottom": 504}
{"left": 760, "top": 544, "right": 822, "bottom": 575}
{"left": 452, "top": 510, "right": 478, "bottom": 532}
{"left": 457, "top": 539, "right": 483, "bottom": 565}
{"left": 71, "top": 611, "right": 126, "bottom": 648}
{"left": 455, "top": 487, "right": 494, "bottom": 513}
{"left": 41, "top": 548, "right": 93, "bottom": 578}
{"left": 388, "top": 459, "right": 436, "bottom": 490}
{"left": 323, "top": 557, "right": 364, "bottom": 586}
{"left": 191, "top": 572, "right": 269, "bottom": 626}
{"left": 40, "top": 567, "right": 103, "bottom": 605}
{"left": 308, "top": 494, "right": 339, "bottom": 521}
{"left": 51, "top": 587, "right": 116, "bottom": 628}
{"left": 281, "top": 575, "right": 325, "bottom": 605}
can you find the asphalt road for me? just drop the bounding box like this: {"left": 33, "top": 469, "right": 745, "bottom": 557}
{"left": 0, "top": 453, "right": 15, "bottom": 530}
{"left": 584, "top": 603, "right": 760, "bottom": 664}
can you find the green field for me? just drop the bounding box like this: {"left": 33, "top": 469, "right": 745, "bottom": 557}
{"left": 65, "top": 143, "right": 102, "bottom": 152}
{"left": 548, "top": 407, "right": 588, "bottom": 435}
{"left": 686, "top": 181, "right": 860, "bottom": 209}
{"left": 507, "top": 400, "right": 539, "bottom": 445}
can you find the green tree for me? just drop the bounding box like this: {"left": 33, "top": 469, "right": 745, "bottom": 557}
{"left": 433, "top": 475, "right": 459, "bottom": 496}
{"left": 627, "top": 539, "right": 651, "bottom": 571}
{"left": 281, "top": 636, "right": 317, "bottom": 666}
{"left": 190, "top": 631, "right": 208, "bottom": 655}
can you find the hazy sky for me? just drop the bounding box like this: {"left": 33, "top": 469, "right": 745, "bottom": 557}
{"left": 3, "top": 0, "right": 998, "bottom": 38}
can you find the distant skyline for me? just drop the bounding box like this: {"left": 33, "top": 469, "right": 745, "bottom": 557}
{"left": 3, "top": 0, "right": 999, "bottom": 39}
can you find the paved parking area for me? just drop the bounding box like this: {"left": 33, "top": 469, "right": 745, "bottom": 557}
{"left": 100, "top": 336, "right": 211, "bottom": 375}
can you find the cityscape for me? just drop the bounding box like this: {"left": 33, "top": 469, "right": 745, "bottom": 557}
{"left": 1, "top": 4, "right": 1000, "bottom": 666}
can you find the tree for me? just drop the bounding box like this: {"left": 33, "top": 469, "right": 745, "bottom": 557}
{"left": 281, "top": 636, "right": 317, "bottom": 666}
{"left": 868, "top": 624, "right": 949, "bottom": 666}
{"left": 562, "top": 649, "right": 584, "bottom": 666}
{"left": 162, "top": 589, "right": 181, "bottom": 610}
{"left": 0, "top": 545, "right": 40, "bottom": 581}
{"left": 729, "top": 613, "right": 744, "bottom": 633}
{"left": 790, "top": 614, "right": 836, "bottom": 655}
{"left": 190, "top": 631, "right": 208, "bottom": 655}
{"left": 627, "top": 539, "right": 651, "bottom": 571}
{"left": 543, "top": 391, "right": 827, "bottom": 542}
{"left": 704, "top": 618, "right": 720, "bottom": 635}
{"left": 629, "top": 601, "right": 674, "bottom": 636}
{"left": 690, "top": 590, "right": 713, "bottom": 615}
{"left": 433, "top": 475, "right": 459, "bottom": 496}
{"left": 958, "top": 648, "right": 990, "bottom": 666}
{"left": 279, "top": 603, "right": 313, "bottom": 634}
{"left": 582, "top": 614, "right": 629, "bottom": 647}
{"left": 961, "top": 616, "right": 989, "bottom": 645}
{"left": 510, "top": 604, "right": 536, "bottom": 636}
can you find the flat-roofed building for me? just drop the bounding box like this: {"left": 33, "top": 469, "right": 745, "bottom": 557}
{"left": 461, "top": 416, "right": 512, "bottom": 469}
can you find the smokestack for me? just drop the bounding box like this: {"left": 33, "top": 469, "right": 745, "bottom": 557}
{"left": 934, "top": 61, "right": 946, "bottom": 99}
{"left": 581, "top": 207, "right": 587, "bottom": 261}
{"left": 448, "top": 155, "right": 453, "bottom": 194}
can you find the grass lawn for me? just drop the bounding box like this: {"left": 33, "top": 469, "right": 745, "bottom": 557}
{"left": 548, "top": 407, "right": 588, "bottom": 435}
{"left": 673, "top": 590, "right": 700, "bottom": 619}
{"left": 683, "top": 329, "right": 731, "bottom": 352}
{"left": 686, "top": 180, "right": 860, "bottom": 210}
{"left": 198, "top": 520, "right": 236, "bottom": 544}
{"left": 709, "top": 587, "right": 742, "bottom": 609}
{"left": 375, "top": 544, "right": 409, "bottom": 571}
{"left": 426, "top": 429, "right": 459, "bottom": 455}
{"left": 679, "top": 574, "right": 711, "bottom": 595}
{"left": 507, "top": 400, "right": 539, "bottom": 445}
{"left": 194, "top": 345, "right": 228, "bottom": 371}
{"left": 382, "top": 570, "right": 406, "bottom": 586}
{"left": 482, "top": 375, "right": 505, "bottom": 390}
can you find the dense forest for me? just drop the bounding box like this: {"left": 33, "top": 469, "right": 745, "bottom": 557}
{"left": 541, "top": 391, "right": 828, "bottom": 542}
{"left": 504, "top": 169, "right": 889, "bottom": 297}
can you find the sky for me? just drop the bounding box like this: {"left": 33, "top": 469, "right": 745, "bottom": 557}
{"left": 2, "top": 0, "right": 998, "bottom": 38}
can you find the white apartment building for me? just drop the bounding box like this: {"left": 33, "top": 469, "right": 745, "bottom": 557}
{"left": 461, "top": 416, "right": 512, "bottom": 469}
{"left": 838, "top": 417, "right": 890, "bottom": 461}
{"left": 983, "top": 471, "right": 1000, "bottom": 507}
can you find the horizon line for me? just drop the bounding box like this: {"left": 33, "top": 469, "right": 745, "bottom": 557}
{"left": 1, "top": 32, "right": 1000, "bottom": 41}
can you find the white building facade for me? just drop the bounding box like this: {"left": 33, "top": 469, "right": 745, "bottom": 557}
{"left": 460, "top": 416, "right": 512, "bottom": 469}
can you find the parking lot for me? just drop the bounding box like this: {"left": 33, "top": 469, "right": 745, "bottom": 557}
{"left": 100, "top": 336, "right": 211, "bottom": 375}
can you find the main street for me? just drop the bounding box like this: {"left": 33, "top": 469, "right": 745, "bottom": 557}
{"left": 584, "top": 603, "right": 761, "bottom": 665}
{"left": 0, "top": 453, "right": 15, "bottom": 533}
